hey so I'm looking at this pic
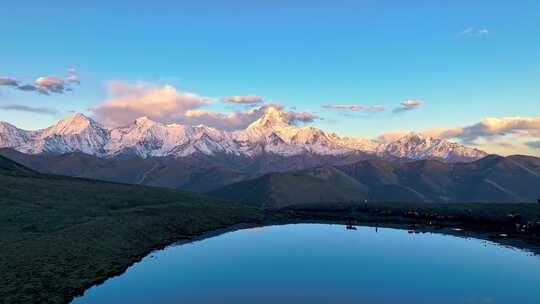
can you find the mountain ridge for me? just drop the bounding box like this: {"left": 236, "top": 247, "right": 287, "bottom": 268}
{"left": 0, "top": 107, "right": 487, "bottom": 162}
{"left": 209, "top": 155, "right": 540, "bottom": 208}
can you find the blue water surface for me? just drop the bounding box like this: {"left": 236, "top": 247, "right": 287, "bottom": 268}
{"left": 73, "top": 224, "right": 540, "bottom": 304}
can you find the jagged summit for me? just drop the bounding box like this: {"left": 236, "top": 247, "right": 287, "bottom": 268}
{"left": 0, "top": 109, "right": 488, "bottom": 162}
{"left": 134, "top": 116, "right": 158, "bottom": 126}
{"left": 248, "top": 106, "right": 291, "bottom": 130}
{"left": 47, "top": 113, "right": 101, "bottom": 135}
{"left": 382, "top": 132, "right": 487, "bottom": 162}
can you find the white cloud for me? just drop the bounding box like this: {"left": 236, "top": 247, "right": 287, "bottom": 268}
{"left": 379, "top": 117, "right": 540, "bottom": 143}
{"left": 91, "top": 81, "right": 211, "bottom": 127}
{"left": 35, "top": 76, "right": 66, "bottom": 94}
{"left": 377, "top": 116, "right": 540, "bottom": 155}
{"left": 286, "top": 110, "right": 320, "bottom": 124}
{"left": 457, "top": 117, "right": 540, "bottom": 143}
{"left": 0, "top": 70, "right": 81, "bottom": 95}
{"left": 91, "top": 81, "right": 318, "bottom": 130}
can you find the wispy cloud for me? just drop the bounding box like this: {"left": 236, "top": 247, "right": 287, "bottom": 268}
{"left": 0, "top": 69, "right": 81, "bottom": 95}
{"left": 379, "top": 117, "right": 540, "bottom": 144}
{"left": 286, "top": 110, "right": 319, "bottom": 124}
{"left": 16, "top": 84, "right": 48, "bottom": 95}
{"left": 222, "top": 95, "right": 263, "bottom": 104}
{"left": 393, "top": 99, "right": 424, "bottom": 113}
{"left": 377, "top": 116, "right": 540, "bottom": 156}
{"left": 35, "top": 76, "right": 67, "bottom": 94}
{"left": 323, "top": 104, "right": 385, "bottom": 111}
{"left": 0, "top": 104, "right": 59, "bottom": 116}
{"left": 458, "top": 27, "right": 489, "bottom": 37}
{"left": 66, "top": 75, "right": 80, "bottom": 84}
{"left": 452, "top": 117, "right": 540, "bottom": 143}
{"left": 0, "top": 77, "right": 18, "bottom": 87}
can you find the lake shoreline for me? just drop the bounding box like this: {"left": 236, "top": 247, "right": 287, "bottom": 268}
{"left": 68, "top": 221, "right": 263, "bottom": 303}
{"left": 72, "top": 209, "right": 540, "bottom": 303}
{"left": 272, "top": 219, "right": 540, "bottom": 255}
{"left": 268, "top": 203, "right": 540, "bottom": 255}
{"left": 8, "top": 201, "right": 540, "bottom": 303}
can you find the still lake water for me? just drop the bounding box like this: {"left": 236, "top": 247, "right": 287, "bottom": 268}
{"left": 73, "top": 224, "right": 540, "bottom": 304}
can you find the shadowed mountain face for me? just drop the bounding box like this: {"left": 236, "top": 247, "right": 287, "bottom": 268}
{"left": 209, "top": 166, "right": 368, "bottom": 209}
{"left": 3, "top": 134, "right": 536, "bottom": 203}
{"left": 2, "top": 148, "right": 539, "bottom": 205}
{"left": 0, "top": 148, "right": 370, "bottom": 192}
{"left": 210, "top": 155, "right": 540, "bottom": 208}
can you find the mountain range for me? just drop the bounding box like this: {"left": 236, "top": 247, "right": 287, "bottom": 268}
{"left": 210, "top": 155, "right": 540, "bottom": 208}
{"left": 0, "top": 106, "right": 493, "bottom": 193}
{"left": 0, "top": 106, "right": 486, "bottom": 161}
{"left": 0, "top": 107, "right": 539, "bottom": 205}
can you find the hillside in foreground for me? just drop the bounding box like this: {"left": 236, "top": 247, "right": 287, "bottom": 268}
{"left": 0, "top": 155, "right": 260, "bottom": 304}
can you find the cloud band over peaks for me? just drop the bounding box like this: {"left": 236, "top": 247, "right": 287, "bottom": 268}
{"left": 90, "top": 81, "right": 318, "bottom": 130}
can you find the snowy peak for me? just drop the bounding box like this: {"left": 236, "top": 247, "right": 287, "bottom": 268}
{"left": 248, "top": 106, "right": 290, "bottom": 130}
{"left": 134, "top": 116, "right": 159, "bottom": 127}
{"left": 383, "top": 132, "right": 488, "bottom": 162}
{"left": 46, "top": 113, "right": 102, "bottom": 135}
{"left": 0, "top": 112, "right": 488, "bottom": 162}
{"left": 12, "top": 113, "right": 110, "bottom": 155}
{"left": 0, "top": 121, "right": 32, "bottom": 148}
{"left": 385, "top": 132, "right": 437, "bottom": 152}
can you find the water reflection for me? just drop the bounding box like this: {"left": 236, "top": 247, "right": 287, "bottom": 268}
{"left": 73, "top": 224, "right": 540, "bottom": 304}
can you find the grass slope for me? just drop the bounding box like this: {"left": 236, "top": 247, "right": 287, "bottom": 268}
{"left": 0, "top": 156, "right": 261, "bottom": 304}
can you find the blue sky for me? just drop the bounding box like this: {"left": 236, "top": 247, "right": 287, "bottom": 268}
{"left": 1, "top": 0, "right": 539, "bottom": 155}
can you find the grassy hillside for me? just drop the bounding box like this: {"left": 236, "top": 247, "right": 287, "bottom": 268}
{"left": 209, "top": 166, "right": 368, "bottom": 209}
{"left": 0, "top": 156, "right": 261, "bottom": 304}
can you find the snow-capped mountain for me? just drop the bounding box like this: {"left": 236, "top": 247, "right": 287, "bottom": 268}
{"left": 0, "top": 121, "right": 33, "bottom": 148}
{"left": 0, "top": 107, "right": 488, "bottom": 162}
{"left": 381, "top": 133, "right": 488, "bottom": 162}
